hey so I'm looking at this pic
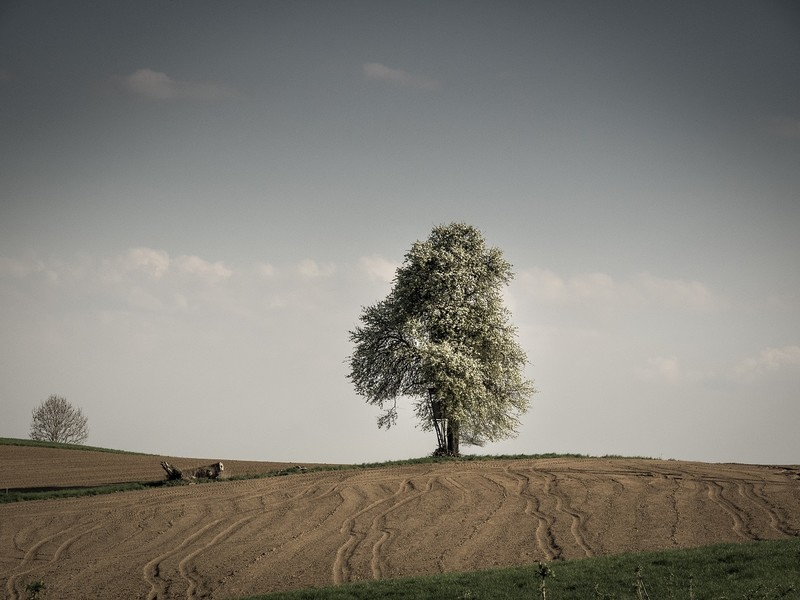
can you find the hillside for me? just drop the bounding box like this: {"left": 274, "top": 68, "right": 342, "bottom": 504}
{"left": 1, "top": 443, "right": 799, "bottom": 599}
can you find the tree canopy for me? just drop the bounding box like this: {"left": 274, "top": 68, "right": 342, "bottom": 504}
{"left": 29, "top": 394, "right": 89, "bottom": 444}
{"left": 348, "top": 223, "right": 534, "bottom": 455}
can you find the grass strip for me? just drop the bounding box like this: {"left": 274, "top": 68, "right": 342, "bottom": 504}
{"left": 0, "top": 480, "right": 185, "bottom": 503}
{"left": 242, "top": 538, "right": 800, "bottom": 600}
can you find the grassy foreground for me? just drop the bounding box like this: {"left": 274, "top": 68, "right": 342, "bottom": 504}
{"left": 245, "top": 538, "right": 800, "bottom": 600}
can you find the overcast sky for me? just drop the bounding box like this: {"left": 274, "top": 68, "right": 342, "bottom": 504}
{"left": 1, "top": 1, "right": 799, "bottom": 465}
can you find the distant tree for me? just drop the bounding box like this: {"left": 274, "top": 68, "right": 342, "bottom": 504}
{"left": 348, "top": 223, "right": 535, "bottom": 455}
{"left": 29, "top": 395, "right": 89, "bottom": 444}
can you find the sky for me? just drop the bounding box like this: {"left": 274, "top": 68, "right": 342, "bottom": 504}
{"left": 1, "top": 1, "right": 799, "bottom": 465}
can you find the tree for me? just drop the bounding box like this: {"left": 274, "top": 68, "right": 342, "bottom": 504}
{"left": 348, "top": 223, "right": 535, "bottom": 455}
{"left": 29, "top": 394, "right": 89, "bottom": 444}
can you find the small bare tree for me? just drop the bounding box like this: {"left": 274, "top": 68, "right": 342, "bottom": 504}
{"left": 30, "top": 395, "right": 89, "bottom": 444}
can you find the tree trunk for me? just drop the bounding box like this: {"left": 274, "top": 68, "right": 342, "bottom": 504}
{"left": 446, "top": 419, "right": 460, "bottom": 456}
{"left": 160, "top": 461, "right": 183, "bottom": 480}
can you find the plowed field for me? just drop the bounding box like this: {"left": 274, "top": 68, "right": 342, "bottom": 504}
{"left": 0, "top": 445, "right": 320, "bottom": 490}
{"left": 2, "top": 446, "right": 799, "bottom": 600}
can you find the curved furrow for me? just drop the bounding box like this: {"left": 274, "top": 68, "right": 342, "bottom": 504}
{"left": 665, "top": 475, "right": 681, "bottom": 546}
{"left": 369, "top": 525, "right": 391, "bottom": 580}
{"left": 331, "top": 489, "right": 375, "bottom": 585}
{"left": 6, "top": 530, "right": 71, "bottom": 600}
{"left": 738, "top": 481, "right": 798, "bottom": 537}
{"left": 444, "top": 475, "right": 469, "bottom": 496}
{"left": 599, "top": 476, "right": 635, "bottom": 555}
{"left": 440, "top": 472, "right": 512, "bottom": 569}
{"left": 646, "top": 464, "right": 735, "bottom": 544}
{"left": 214, "top": 481, "right": 348, "bottom": 590}
{"left": 370, "top": 477, "right": 437, "bottom": 580}
{"left": 509, "top": 468, "right": 561, "bottom": 561}
{"left": 431, "top": 475, "right": 474, "bottom": 572}
{"left": 541, "top": 471, "right": 594, "bottom": 557}
{"left": 142, "top": 518, "right": 224, "bottom": 600}
{"left": 332, "top": 479, "right": 414, "bottom": 584}
{"left": 702, "top": 480, "right": 753, "bottom": 541}
{"left": 5, "top": 522, "right": 101, "bottom": 600}
{"left": 224, "top": 477, "right": 332, "bottom": 514}
{"left": 179, "top": 514, "right": 258, "bottom": 599}
{"left": 476, "top": 472, "right": 508, "bottom": 524}
{"left": 273, "top": 482, "right": 347, "bottom": 549}
{"left": 629, "top": 472, "right": 684, "bottom": 553}
{"left": 51, "top": 521, "right": 104, "bottom": 561}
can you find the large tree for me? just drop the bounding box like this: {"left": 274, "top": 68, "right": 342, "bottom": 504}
{"left": 29, "top": 394, "right": 89, "bottom": 444}
{"left": 348, "top": 223, "right": 534, "bottom": 455}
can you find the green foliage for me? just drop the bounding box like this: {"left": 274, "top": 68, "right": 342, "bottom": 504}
{"left": 241, "top": 538, "right": 800, "bottom": 600}
{"left": 25, "top": 580, "right": 47, "bottom": 600}
{"left": 348, "top": 223, "right": 535, "bottom": 450}
{"left": 536, "top": 562, "right": 555, "bottom": 600}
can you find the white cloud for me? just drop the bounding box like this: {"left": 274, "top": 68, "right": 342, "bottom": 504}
{"left": 120, "top": 68, "right": 236, "bottom": 101}
{"left": 638, "top": 356, "right": 684, "bottom": 384}
{"left": 518, "top": 268, "right": 566, "bottom": 302}
{"left": 0, "top": 256, "right": 43, "bottom": 277}
{"left": 256, "top": 263, "right": 276, "bottom": 279}
{"left": 124, "top": 248, "right": 170, "bottom": 279}
{"left": 363, "top": 62, "right": 440, "bottom": 91}
{"left": 174, "top": 255, "right": 232, "bottom": 283}
{"left": 519, "top": 267, "right": 718, "bottom": 312}
{"left": 520, "top": 268, "right": 623, "bottom": 304}
{"left": 126, "top": 286, "right": 165, "bottom": 312}
{"left": 570, "top": 271, "right": 617, "bottom": 302}
{"left": 173, "top": 293, "right": 189, "bottom": 309}
{"left": 98, "top": 249, "right": 230, "bottom": 286}
{"left": 358, "top": 254, "right": 397, "bottom": 283}
{"left": 1, "top": 251, "right": 344, "bottom": 318}
{"left": 637, "top": 355, "right": 716, "bottom": 385}
{"left": 637, "top": 272, "right": 717, "bottom": 311}
{"left": 121, "top": 68, "right": 175, "bottom": 100}
{"left": 644, "top": 345, "right": 800, "bottom": 387}
{"left": 733, "top": 345, "right": 800, "bottom": 382}
{"left": 297, "top": 259, "right": 336, "bottom": 279}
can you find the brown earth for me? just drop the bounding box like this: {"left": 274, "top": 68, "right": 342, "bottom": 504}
{"left": 0, "top": 445, "right": 325, "bottom": 490}
{"left": 1, "top": 446, "right": 799, "bottom": 600}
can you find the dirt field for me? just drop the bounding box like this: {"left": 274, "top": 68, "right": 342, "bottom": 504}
{"left": 0, "top": 445, "right": 321, "bottom": 490}
{"left": 2, "top": 446, "right": 799, "bottom": 600}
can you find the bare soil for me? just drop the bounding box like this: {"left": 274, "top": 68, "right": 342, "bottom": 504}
{"left": 0, "top": 445, "right": 325, "bottom": 490}
{"left": 1, "top": 445, "right": 799, "bottom": 599}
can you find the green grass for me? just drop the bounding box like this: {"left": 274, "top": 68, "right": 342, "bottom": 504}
{"left": 241, "top": 538, "right": 800, "bottom": 600}
{"left": 0, "top": 481, "right": 167, "bottom": 503}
